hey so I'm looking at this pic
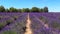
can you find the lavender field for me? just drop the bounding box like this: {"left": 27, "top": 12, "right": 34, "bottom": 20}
{"left": 0, "top": 13, "right": 60, "bottom": 34}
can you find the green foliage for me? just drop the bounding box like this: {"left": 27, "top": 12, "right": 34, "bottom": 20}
{"left": 21, "top": 8, "right": 30, "bottom": 12}
{"left": 17, "top": 9, "right": 22, "bottom": 12}
{"left": 21, "top": 8, "right": 25, "bottom": 13}
{"left": 0, "top": 5, "right": 5, "bottom": 12}
{"left": 0, "top": 5, "right": 49, "bottom": 12}
{"left": 6, "top": 20, "right": 12, "bottom": 23}
{"left": 0, "top": 22, "right": 6, "bottom": 30}
{"left": 24, "top": 8, "right": 30, "bottom": 12}
{"left": 43, "top": 7, "right": 48, "bottom": 12}
{"left": 40, "top": 9, "right": 44, "bottom": 12}
{"left": 0, "top": 23, "right": 4, "bottom": 28}
{"left": 2, "top": 31, "right": 17, "bottom": 34}
{"left": 31, "top": 7, "right": 39, "bottom": 12}
{"left": 5, "top": 9, "right": 9, "bottom": 12}
{"left": 6, "top": 19, "right": 13, "bottom": 25}
{"left": 0, "top": 16, "right": 3, "bottom": 19}
{"left": 9, "top": 7, "right": 18, "bottom": 12}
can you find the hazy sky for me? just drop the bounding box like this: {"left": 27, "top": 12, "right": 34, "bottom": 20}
{"left": 0, "top": 0, "right": 60, "bottom": 12}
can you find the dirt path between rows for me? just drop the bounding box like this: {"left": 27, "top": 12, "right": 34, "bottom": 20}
{"left": 24, "top": 13, "right": 32, "bottom": 34}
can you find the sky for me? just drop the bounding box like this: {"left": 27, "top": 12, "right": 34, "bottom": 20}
{"left": 0, "top": 0, "right": 60, "bottom": 12}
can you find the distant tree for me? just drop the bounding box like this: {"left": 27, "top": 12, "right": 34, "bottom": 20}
{"left": 21, "top": 8, "right": 25, "bottom": 13}
{"left": 43, "top": 7, "right": 48, "bottom": 12}
{"left": 21, "top": 8, "right": 30, "bottom": 13}
{"left": 0, "top": 5, "right": 49, "bottom": 12}
{"left": 40, "top": 8, "right": 44, "bottom": 12}
{"left": 0, "top": 5, "right": 5, "bottom": 12}
{"left": 9, "top": 7, "right": 18, "bottom": 12}
{"left": 5, "top": 9, "right": 9, "bottom": 12}
{"left": 17, "top": 9, "right": 22, "bottom": 12}
{"left": 31, "top": 7, "right": 39, "bottom": 12}
{"left": 24, "top": 8, "right": 30, "bottom": 12}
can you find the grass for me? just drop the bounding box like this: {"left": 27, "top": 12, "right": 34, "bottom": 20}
{"left": 2, "top": 30, "right": 17, "bottom": 34}
{"left": 0, "top": 23, "right": 4, "bottom": 30}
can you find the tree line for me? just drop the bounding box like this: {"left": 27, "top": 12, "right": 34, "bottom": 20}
{"left": 0, "top": 5, "right": 48, "bottom": 12}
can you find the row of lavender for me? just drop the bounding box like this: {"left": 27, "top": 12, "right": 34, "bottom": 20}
{"left": 0, "top": 13, "right": 60, "bottom": 34}
{"left": 0, "top": 13, "right": 28, "bottom": 34}
{"left": 34, "top": 13, "right": 60, "bottom": 29}
{"left": 30, "top": 13, "right": 60, "bottom": 34}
